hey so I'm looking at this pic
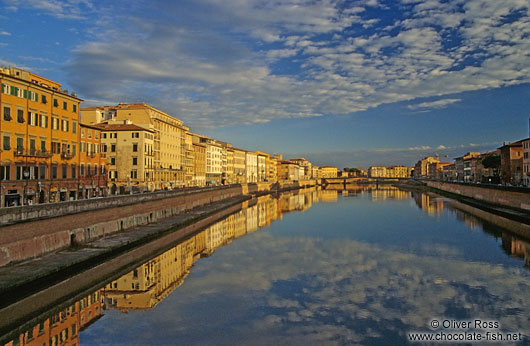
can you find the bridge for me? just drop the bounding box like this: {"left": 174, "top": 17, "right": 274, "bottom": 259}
{"left": 321, "top": 177, "right": 410, "bottom": 186}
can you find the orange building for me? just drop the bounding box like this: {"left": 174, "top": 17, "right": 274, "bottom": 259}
{"left": 0, "top": 67, "right": 82, "bottom": 206}
{"left": 4, "top": 290, "right": 102, "bottom": 346}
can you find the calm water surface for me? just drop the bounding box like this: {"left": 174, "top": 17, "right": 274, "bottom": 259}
{"left": 7, "top": 186, "right": 530, "bottom": 345}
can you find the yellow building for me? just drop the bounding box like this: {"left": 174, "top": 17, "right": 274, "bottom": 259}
{"left": 232, "top": 147, "right": 247, "bottom": 184}
{"left": 0, "top": 66, "right": 82, "bottom": 206}
{"left": 183, "top": 132, "right": 194, "bottom": 186}
{"left": 191, "top": 133, "right": 206, "bottom": 186}
{"left": 93, "top": 122, "right": 155, "bottom": 193}
{"left": 82, "top": 103, "right": 189, "bottom": 189}
{"left": 79, "top": 124, "right": 108, "bottom": 199}
{"left": 319, "top": 166, "right": 338, "bottom": 178}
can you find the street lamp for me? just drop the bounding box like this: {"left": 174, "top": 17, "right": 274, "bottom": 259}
{"left": 23, "top": 168, "right": 29, "bottom": 205}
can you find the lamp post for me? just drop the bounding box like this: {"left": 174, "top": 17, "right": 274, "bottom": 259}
{"left": 23, "top": 169, "right": 29, "bottom": 205}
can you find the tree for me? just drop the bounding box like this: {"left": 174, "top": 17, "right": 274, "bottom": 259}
{"left": 482, "top": 154, "right": 501, "bottom": 177}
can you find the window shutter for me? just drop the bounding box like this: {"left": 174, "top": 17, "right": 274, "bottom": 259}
{"left": 24, "top": 89, "right": 28, "bottom": 98}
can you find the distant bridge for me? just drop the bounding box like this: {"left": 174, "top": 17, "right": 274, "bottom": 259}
{"left": 321, "top": 177, "right": 410, "bottom": 186}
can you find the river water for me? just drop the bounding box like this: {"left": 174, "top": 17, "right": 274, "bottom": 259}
{"left": 4, "top": 186, "right": 530, "bottom": 345}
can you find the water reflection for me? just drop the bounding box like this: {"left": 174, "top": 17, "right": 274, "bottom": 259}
{"left": 4, "top": 186, "right": 530, "bottom": 345}
{"left": 5, "top": 291, "right": 102, "bottom": 346}
{"left": 412, "top": 191, "right": 530, "bottom": 270}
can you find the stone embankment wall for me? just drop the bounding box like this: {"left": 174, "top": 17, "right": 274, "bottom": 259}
{"left": 0, "top": 186, "right": 243, "bottom": 267}
{"left": 0, "top": 180, "right": 319, "bottom": 267}
{"left": 424, "top": 181, "right": 530, "bottom": 211}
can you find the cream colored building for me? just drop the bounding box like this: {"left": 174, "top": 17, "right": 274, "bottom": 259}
{"left": 246, "top": 151, "right": 258, "bottom": 183}
{"left": 93, "top": 122, "right": 155, "bottom": 193}
{"left": 311, "top": 166, "right": 319, "bottom": 179}
{"left": 290, "top": 158, "right": 312, "bottom": 179}
{"left": 319, "top": 166, "right": 338, "bottom": 178}
{"left": 267, "top": 155, "right": 278, "bottom": 183}
{"left": 368, "top": 166, "right": 387, "bottom": 178}
{"left": 82, "top": 103, "right": 188, "bottom": 189}
{"left": 256, "top": 152, "right": 267, "bottom": 182}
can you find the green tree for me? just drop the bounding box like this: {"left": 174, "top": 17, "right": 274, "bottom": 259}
{"left": 482, "top": 154, "right": 501, "bottom": 176}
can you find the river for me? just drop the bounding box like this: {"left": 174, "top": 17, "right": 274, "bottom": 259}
{"left": 3, "top": 186, "right": 530, "bottom": 345}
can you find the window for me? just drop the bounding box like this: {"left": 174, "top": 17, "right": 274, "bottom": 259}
{"left": 63, "top": 101, "right": 67, "bottom": 110}
{"left": 3, "top": 136, "right": 10, "bottom": 151}
{"left": 29, "top": 111, "right": 38, "bottom": 126}
{"left": 16, "top": 137, "right": 23, "bottom": 151}
{"left": 110, "top": 157, "right": 116, "bottom": 165}
{"left": 39, "top": 114, "right": 48, "bottom": 128}
{"left": 1, "top": 83, "right": 9, "bottom": 94}
{"left": 132, "top": 157, "right": 137, "bottom": 165}
{"left": 41, "top": 95, "right": 47, "bottom": 104}
{"left": 0, "top": 165, "right": 10, "bottom": 180}
{"left": 80, "top": 142, "right": 85, "bottom": 153}
{"left": 53, "top": 99, "right": 58, "bottom": 107}
{"left": 72, "top": 143, "right": 76, "bottom": 155}
{"left": 130, "top": 170, "right": 137, "bottom": 179}
{"left": 101, "top": 164, "right": 105, "bottom": 174}
{"left": 39, "top": 165, "right": 46, "bottom": 179}
{"left": 61, "top": 119, "right": 69, "bottom": 132}
{"left": 94, "top": 164, "right": 98, "bottom": 175}
{"left": 71, "top": 165, "right": 76, "bottom": 178}
{"left": 72, "top": 120, "right": 77, "bottom": 134}
{"left": 102, "top": 133, "right": 106, "bottom": 139}
{"left": 17, "top": 109, "right": 24, "bottom": 123}
{"left": 132, "top": 143, "right": 138, "bottom": 152}
{"left": 111, "top": 144, "right": 116, "bottom": 152}
{"left": 80, "top": 164, "right": 85, "bottom": 176}
{"left": 41, "top": 140, "right": 46, "bottom": 152}
{"left": 29, "top": 139, "right": 36, "bottom": 154}
{"left": 3, "top": 106, "right": 11, "bottom": 121}
{"left": 73, "top": 104, "right": 77, "bottom": 113}
{"left": 52, "top": 117, "right": 59, "bottom": 130}
{"left": 51, "top": 141, "right": 61, "bottom": 154}
{"left": 52, "top": 165, "right": 57, "bottom": 179}
{"left": 101, "top": 144, "right": 107, "bottom": 152}
{"left": 87, "top": 164, "right": 91, "bottom": 176}
{"left": 62, "top": 165, "right": 67, "bottom": 179}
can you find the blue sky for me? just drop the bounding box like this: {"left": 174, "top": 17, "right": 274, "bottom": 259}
{"left": 1, "top": 0, "right": 530, "bottom": 168}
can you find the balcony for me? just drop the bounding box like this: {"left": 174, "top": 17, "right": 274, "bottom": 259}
{"left": 86, "top": 152, "right": 96, "bottom": 158}
{"left": 13, "top": 149, "right": 53, "bottom": 158}
{"left": 61, "top": 152, "right": 75, "bottom": 160}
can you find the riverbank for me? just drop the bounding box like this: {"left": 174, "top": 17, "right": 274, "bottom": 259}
{"left": 0, "top": 180, "right": 318, "bottom": 267}
{"left": 0, "top": 194, "right": 252, "bottom": 336}
{"left": 395, "top": 180, "right": 530, "bottom": 230}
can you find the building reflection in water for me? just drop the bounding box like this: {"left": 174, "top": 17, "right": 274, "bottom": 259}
{"left": 412, "top": 191, "right": 530, "bottom": 270}
{"left": 3, "top": 187, "right": 322, "bottom": 346}
{"left": 4, "top": 291, "right": 102, "bottom": 346}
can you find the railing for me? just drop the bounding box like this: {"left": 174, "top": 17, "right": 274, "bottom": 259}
{"left": 61, "top": 152, "right": 75, "bottom": 159}
{"left": 13, "top": 149, "right": 53, "bottom": 158}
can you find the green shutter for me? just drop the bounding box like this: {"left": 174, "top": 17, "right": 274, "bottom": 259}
{"left": 24, "top": 89, "right": 28, "bottom": 98}
{"left": 10, "top": 86, "right": 15, "bottom": 95}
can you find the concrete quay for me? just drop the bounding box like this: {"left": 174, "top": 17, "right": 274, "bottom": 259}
{"left": 0, "top": 194, "right": 253, "bottom": 337}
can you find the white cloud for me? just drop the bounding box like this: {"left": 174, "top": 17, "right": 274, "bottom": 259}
{"left": 0, "top": 31, "right": 10, "bottom": 36}
{"left": 55, "top": 0, "right": 530, "bottom": 128}
{"left": 408, "top": 98, "right": 462, "bottom": 110}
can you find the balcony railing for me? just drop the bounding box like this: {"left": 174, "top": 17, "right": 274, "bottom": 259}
{"left": 61, "top": 152, "right": 75, "bottom": 159}
{"left": 13, "top": 149, "right": 53, "bottom": 158}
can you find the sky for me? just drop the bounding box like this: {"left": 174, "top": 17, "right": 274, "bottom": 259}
{"left": 1, "top": 0, "right": 530, "bottom": 168}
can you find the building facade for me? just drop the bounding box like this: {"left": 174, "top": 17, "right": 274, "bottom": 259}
{"left": 1, "top": 67, "right": 83, "bottom": 206}
{"left": 94, "top": 122, "right": 155, "bottom": 193}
